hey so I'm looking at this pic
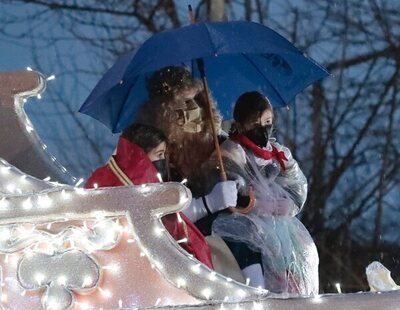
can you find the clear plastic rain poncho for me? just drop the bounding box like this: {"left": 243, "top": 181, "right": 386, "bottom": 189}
{"left": 211, "top": 138, "right": 319, "bottom": 296}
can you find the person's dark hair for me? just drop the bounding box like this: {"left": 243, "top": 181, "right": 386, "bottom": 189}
{"left": 233, "top": 91, "right": 273, "bottom": 126}
{"left": 121, "top": 123, "right": 166, "bottom": 153}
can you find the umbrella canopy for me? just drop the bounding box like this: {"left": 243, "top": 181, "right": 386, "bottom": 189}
{"left": 79, "top": 21, "right": 329, "bottom": 133}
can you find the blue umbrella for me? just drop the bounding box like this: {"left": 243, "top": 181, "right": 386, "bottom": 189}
{"left": 79, "top": 21, "right": 329, "bottom": 133}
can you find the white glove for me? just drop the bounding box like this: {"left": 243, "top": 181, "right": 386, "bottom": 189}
{"left": 182, "top": 181, "right": 238, "bottom": 223}
{"left": 204, "top": 181, "right": 238, "bottom": 213}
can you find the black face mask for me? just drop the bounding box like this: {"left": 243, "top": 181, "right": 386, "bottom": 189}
{"left": 152, "top": 159, "right": 168, "bottom": 181}
{"left": 244, "top": 124, "right": 273, "bottom": 147}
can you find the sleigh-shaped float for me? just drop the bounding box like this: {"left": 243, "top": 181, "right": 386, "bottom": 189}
{"left": 0, "top": 70, "right": 399, "bottom": 309}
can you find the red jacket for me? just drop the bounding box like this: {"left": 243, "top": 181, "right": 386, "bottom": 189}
{"left": 85, "top": 137, "right": 213, "bottom": 269}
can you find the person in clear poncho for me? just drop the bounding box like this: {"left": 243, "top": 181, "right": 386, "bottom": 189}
{"left": 211, "top": 91, "right": 319, "bottom": 296}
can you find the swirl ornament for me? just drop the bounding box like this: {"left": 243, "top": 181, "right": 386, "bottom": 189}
{"left": 17, "top": 250, "right": 100, "bottom": 310}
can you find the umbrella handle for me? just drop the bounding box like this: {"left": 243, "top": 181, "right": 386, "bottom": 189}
{"left": 197, "top": 59, "right": 255, "bottom": 214}
{"left": 229, "top": 186, "right": 256, "bottom": 214}
{"left": 196, "top": 58, "right": 227, "bottom": 182}
{"left": 190, "top": 7, "right": 255, "bottom": 213}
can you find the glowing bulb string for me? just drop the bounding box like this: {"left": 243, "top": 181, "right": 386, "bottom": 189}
{"left": 19, "top": 67, "right": 80, "bottom": 185}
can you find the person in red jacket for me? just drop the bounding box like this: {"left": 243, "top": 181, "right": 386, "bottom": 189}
{"left": 85, "top": 123, "right": 213, "bottom": 269}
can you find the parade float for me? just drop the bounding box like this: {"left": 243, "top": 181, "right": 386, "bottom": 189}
{"left": 0, "top": 69, "right": 399, "bottom": 310}
{"left": 1, "top": 16, "right": 400, "bottom": 309}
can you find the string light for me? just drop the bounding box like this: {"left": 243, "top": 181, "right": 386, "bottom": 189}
{"left": 177, "top": 237, "right": 188, "bottom": 244}
{"left": 209, "top": 272, "right": 217, "bottom": 282}
{"left": 102, "top": 264, "right": 119, "bottom": 274}
{"left": 312, "top": 294, "right": 323, "bottom": 303}
{"left": 22, "top": 198, "right": 33, "bottom": 210}
{"left": 82, "top": 276, "right": 92, "bottom": 287}
{"left": 176, "top": 278, "right": 186, "bottom": 288}
{"left": 57, "top": 275, "right": 67, "bottom": 286}
{"left": 0, "top": 155, "right": 273, "bottom": 308}
{"left": 34, "top": 273, "right": 45, "bottom": 285}
{"left": 75, "top": 178, "right": 84, "bottom": 187}
{"left": 191, "top": 264, "right": 201, "bottom": 274}
{"left": 201, "top": 288, "right": 212, "bottom": 299}
{"left": 98, "top": 287, "right": 112, "bottom": 298}
{"left": 154, "top": 226, "right": 165, "bottom": 236}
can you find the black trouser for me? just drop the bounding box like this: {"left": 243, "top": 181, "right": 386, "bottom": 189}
{"left": 224, "top": 240, "right": 262, "bottom": 270}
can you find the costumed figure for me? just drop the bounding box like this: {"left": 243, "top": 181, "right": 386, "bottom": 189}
{"left": 84, "top": 123, "right": 214, "bottom": 269}
{"left": 209, "top": 91, "right": 319, "bottom": 296}
{"left": 135, "top": 66, "right": 238, "bottom": 228}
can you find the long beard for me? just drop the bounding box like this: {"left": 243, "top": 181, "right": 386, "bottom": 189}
{"left": 167, "top": 123, "right": 215, "bottom": 178}
{"left": 135, "top": 87, "right": 221, "bottom": 178}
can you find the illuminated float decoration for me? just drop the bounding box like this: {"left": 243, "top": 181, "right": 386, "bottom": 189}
{"left": 0, "top": 70, "right": 399, "bottom": 309}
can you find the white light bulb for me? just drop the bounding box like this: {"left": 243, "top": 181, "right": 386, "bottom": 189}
{"left": 236, "top": 289, "right": 246, "bottom": 298}
{"left": 6, "top": 184, "right": 15, "bottom": 193}
{"left": 191, "top": 264, "right": 201, "bottom": 274}
{"left": 57, "top": 275, "right": 67, "bottom": 286}
{"left": 82, "top": 276, "right": 92, "bottom": 287}
{"left": 176, "top": 213, "right": 183, "bottom": 223}
{"left": 75, "top": 178, "right": 84, "bottom": 187}
{"left": 177, "top": 237, "right": 188, "bottom": 244}
{"left": 99, "top": 287, "right": 112, "bottom": 298}
{"left": 176, "top": 278, "right": 186, "bottom": 288}
{"left": 201, "top": 288, "right": 212, "bottom": 299}
{"left": 61, "top": 189, "right": 70, "bottom": 200}
{"left": 0, "top": 167, "right": 10, "bottom": 174}
{"left": 335, "top": 282, "right": 342, "bottom": 293}
{"left": 25, "top": 124, "right": 34, "bottom": 132}
{"left": 46, "top": 75, "right": 56, "bottom": 81}
{"left": 312, "top": 294, "right": 322, "bottom": 304}
{"left": 38, "top": 195, "right": 52, "bottom": 208}
{"left": 35, "top": 273, "right": 45, "bottom": 284}
{"left": 0, "top": 228, "right": 11, "bottom": 241}
{"left": 209, "top": 271, "right": 217, "bottom": 281}
{"left": 0, "top": 198, "right": 8, "bottom": 210}
{"left": 22, "top": 198, "right": 33, "bottom": 210}
{"left": 154, "top": 226, "right": 164, "bottom": 236}
{"left": 102, "top": 264, "right": 119, "bottom": 273}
